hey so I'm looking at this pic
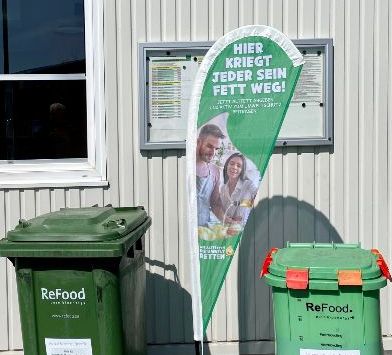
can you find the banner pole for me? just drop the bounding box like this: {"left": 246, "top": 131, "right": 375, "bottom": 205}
{"left": 194, "top": 341, "right": 201, "bottom": 355}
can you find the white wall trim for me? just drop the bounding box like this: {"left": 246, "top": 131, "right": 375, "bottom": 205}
{"left": 87, "top": 0, "right": 106, "bottom": 180}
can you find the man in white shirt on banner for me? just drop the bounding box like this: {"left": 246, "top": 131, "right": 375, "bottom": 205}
{"left": 196, "top": 124, "right": 235, "bottom": 227}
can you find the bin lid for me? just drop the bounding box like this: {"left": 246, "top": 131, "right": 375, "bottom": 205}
{"left": 263, "top": 243, "right": 390, "bottom": 291}
{"left": 7, "top": 206, "right": 148, "bottom": 242}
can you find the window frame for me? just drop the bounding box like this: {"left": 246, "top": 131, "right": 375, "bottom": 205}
{"left": 0, "top": 0, "right": 107, "bottom": 188}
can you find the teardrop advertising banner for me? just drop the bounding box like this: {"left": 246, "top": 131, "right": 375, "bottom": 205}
{"left": 186, "top": 25, "right": 304, "bottom": 340}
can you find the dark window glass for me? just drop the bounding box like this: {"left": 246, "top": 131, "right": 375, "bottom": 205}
{"left": 0, "top": 0, "right": 85, "bottom": 74}
{"left": 0, "top": 7, "right": 3, "bottom": 73}
{"left": 0, "top": 80, "right": 87, "bottom": 160}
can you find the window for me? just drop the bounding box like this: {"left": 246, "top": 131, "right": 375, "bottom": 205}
{"left": 0, "top": 0, "right": 106, "bottom": 187}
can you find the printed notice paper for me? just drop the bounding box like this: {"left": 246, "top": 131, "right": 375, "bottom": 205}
{"left": 300, "top": 350, "right": 360, "bottom": 355}
{"left": 45, "top": 338, "right": 93, "bottom": 355}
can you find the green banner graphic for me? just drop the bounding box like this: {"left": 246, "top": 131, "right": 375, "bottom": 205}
{"left": 187, "top": 26, "right": 303, "bottom": 339}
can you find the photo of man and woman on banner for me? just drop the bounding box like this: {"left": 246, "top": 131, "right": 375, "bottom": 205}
{"left": 196, "top": 112, "right": 260, "bottom": 242}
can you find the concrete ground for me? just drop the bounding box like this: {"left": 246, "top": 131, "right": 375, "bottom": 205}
{"left": 258, "top": 354, "right": 392, "bottom": 355}
{"left": 256, "top": 354, "right": 390, "bottom": 355}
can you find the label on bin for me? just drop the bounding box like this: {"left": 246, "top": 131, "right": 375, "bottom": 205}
{"left": 287, "top": 290, "right": 365, "bottom": 349}
{"left": 45, "top": 338, "right": 93, "bottom": 355}
{"left": 300, "top": 350, "right": 360, "bottom": 355}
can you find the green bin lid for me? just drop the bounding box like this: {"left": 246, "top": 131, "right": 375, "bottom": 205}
{"left": 0, "top": 206, "right": 151, "bottom": 258}
{"left": 264, "top": 243, "right": 388, "bottom": 291}
{"left": 7, "top": 206, "right": 148, "bottom": 242}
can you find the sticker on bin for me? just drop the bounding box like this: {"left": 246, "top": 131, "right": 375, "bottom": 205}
{"left": 45, "top": 338, "right": 93, "bottom": 355}
{"left": 300, "top": 350, "right": 360, "bottom": 355}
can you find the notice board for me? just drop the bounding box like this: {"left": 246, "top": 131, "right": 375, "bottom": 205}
{"left": 139, "top": 39, "right": 333, "bottom": 150}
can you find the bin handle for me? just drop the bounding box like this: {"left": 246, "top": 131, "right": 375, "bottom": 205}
{"left": 103, "top": 218, "right": 126, "bottom": 229}
{"left": 18, "top": 219, "right": 31, "bottom": 228}
{"left": 371, "top": 249, "right": 392, "bottom": 282}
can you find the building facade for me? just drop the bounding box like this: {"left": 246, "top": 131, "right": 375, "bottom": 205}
{"left": 1, "top": 0, "right": 392, "bottom": 354}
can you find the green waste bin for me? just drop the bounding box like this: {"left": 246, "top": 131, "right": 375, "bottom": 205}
{"left": 261, "top": 242, "right": 391, "bottom": 355}
{"left": 0, "top": 206, "right": 151, "bottom": 355}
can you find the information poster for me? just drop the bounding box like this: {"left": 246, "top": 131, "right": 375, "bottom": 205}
{"left": 292, "top": 52, "right": 323, "bottom": 103}
{"left": 148, "top": 57, "right": 201, "bottom": 142}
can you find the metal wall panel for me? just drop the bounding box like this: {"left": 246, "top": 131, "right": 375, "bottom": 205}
{"left": 104, "top": 0, "right": 120, "bottom": 209}
{"left": 1, "top": 0, "right": 392, "bottom": 352}
{"left": 0, "top": 190, "right": 8, "bottom": 351}
{"left": 329, "top": 0, "right": 345, "bottom": 243}
{"left": 386, "top": 0, "right": 392, "bottom": 337}
{"left": 374, "top": 0, "right": 391, "bottom": 334}
{"left": 120, "top": 0, "right": 392, "bottom": 345}
{"left": 6, "top": 190, "right": 23, "bottom": 350}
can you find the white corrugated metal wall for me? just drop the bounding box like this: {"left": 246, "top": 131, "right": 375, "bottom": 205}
{"left": 1, "top": 0, "right": 392, "bottom": 353}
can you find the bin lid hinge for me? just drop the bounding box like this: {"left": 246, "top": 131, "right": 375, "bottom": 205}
{"left": 286, "top": 268, "right": 309, "bottom": 289}
{"left": 338, "top": 270, "right": 363, "bottom": 286}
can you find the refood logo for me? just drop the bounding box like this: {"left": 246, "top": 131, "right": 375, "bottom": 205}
{"left": 306, "top": 302, "right": 352, "bottom": 313}
{"left": 41, "top": 288, "right": 86, "bottom": 301}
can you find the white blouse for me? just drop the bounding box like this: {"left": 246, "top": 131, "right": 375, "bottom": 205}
{"left": 220, "top": 179, "right": 257, "bottom": 226}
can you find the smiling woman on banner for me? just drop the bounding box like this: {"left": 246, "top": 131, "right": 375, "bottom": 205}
{"left": 220, "top": 153, "right": 257, "bottom": 232}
